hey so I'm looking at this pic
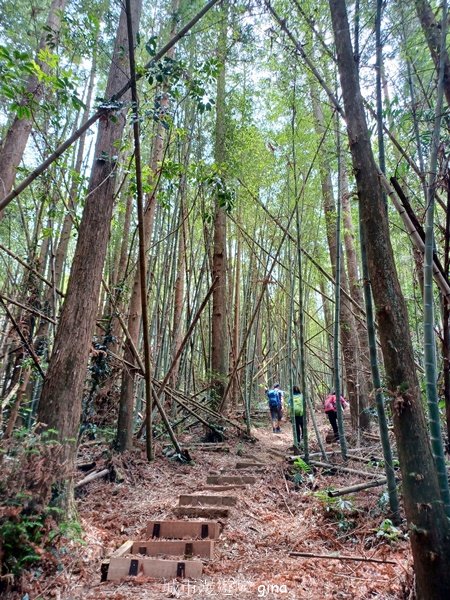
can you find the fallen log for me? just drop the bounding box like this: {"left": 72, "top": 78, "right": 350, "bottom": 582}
{"left": 309, "top": 460, "right": 382, "bottom": 479}
{"left": 289, "top": 551, "right": 396, "bottom": 565}
{"left": 75, "top": 468, "right": 109, "bottom": 489}
{"left": 327, "top": 479, "right": 388, "bottom": 497}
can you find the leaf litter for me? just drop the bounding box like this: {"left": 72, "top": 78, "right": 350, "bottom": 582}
{"left": 3, "top": 415, "right": 412, "bottom": 599}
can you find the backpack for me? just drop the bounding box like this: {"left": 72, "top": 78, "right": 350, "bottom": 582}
{"left": 324, "top": 394, "right": 336, "bottom": 412}
{"left": 267, "top": 389, "right": 280, "bottom": 408}
{"left": 291, "top": 393, "right": 303, "bottom": 416}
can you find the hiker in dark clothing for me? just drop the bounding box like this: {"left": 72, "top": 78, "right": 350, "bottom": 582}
{"left": 266, "top": 383, "right": 283, "bottom": 433}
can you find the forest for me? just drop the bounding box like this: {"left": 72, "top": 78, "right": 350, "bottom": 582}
{"left": 1, "top": 0, "right": 450, "bottom": 598}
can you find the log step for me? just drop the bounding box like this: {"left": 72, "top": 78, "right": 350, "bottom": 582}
{"left": 179, "top": 494, "right": 237, "bottom": 507}
{"left": 173, "top": 506, "right": 230, "bottom": 519}
{"left": 206, "top": 475, "right": 257, "bottom": 485}
{"left": 145, "top": 520, "right": 220, "bottom": 540}
{"left": 131, "top": 540, "right": 215, "bottom": 559}
{"left": 104, "top": 556, "right": 203, "bottom": 581}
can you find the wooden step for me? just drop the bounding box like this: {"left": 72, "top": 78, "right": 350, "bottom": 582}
{"left": 206, "top": 475, "right": 257, "bottom": 485}
{"left": 235, "top": 461, "right": 266, "bottom": 469}
{"left": 145, "top": 520, "right": 220, "bottom": 540}
{"left": 173, "top": 506, "right": 230, "bottom": 519}
{"left": 220, "top": 468, "right": 265, "bottom": 475}
{"left": 131, "top": 539, "right": 214, "bottom": 559}
{"left": 179, "top": 494, "right": 237, "bottom": 507}
{"left": 104, "top": 556, "right": 203, "bottom": 581}
{"left": 201, "top": 484, "right": 246, "bottom": 491}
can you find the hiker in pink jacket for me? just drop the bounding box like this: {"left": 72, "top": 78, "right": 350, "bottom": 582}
{"left": 324, "top": 390, "right": 348, "bottom": 441}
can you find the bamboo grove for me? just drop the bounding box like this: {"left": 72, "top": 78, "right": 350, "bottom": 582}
{"left": 1, "top": 0, "right": 450, "bottom": 597}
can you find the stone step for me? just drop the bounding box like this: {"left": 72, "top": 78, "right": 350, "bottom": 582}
{"left": 179, "top": 494, "right": 237, "bottom": 507}
{"left": 173, "top": 506, "right": 230, "bottom": 519}
{"left": 131, "top": 539, "right": 215, "bottom": 559}
{"left": 145, "top": 519, "right": 220, "bottom": 540}
{"left": 206, "top": 475, "right": 257, "bottom": 485}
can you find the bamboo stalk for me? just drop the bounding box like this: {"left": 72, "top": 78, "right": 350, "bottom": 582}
{"left": 0, "top": 298, "right": 45, "bottom": 377}
{"left": 0, "top": 293, "right": 56, "bottom": 324}
{"left": 309, "top": 460, "right": 383, "bottom": 479}
{"left": 327, "top": 479, "right": 388, "bottom": 497}
{"left": 289, "top": 551, "right": 396, "bottom": 565}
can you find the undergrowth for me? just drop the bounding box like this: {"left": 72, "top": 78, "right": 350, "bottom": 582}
{"left": 0, "top": 428, "right": 83, "bottom": 589}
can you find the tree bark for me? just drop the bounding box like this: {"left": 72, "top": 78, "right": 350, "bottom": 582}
{"left": 116, "top": 0, "right": 180, "bottom": 452}
{"left": 211, "top": 2, "right": 229, "bottom": 410}
{"left": 37, "top": 0, "right": 142, "bottom": 507}
{"left": 311, "top": 88, "right": 369, "bottom": 430}
{"left": 328, "top": 1, "right": 450, "bottom": 596}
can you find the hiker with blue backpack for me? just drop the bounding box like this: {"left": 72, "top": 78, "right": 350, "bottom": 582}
{"left": 288, "top": 385, "right": 304, "bottom": 446}
{"left": 266, "top": 383, "right": 283, "bottom": 433}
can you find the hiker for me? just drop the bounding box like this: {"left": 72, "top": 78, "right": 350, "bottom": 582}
{"left": 324, "top": 390, "right": 348, "bottom": 441}
{"left": 288, "top": 385, "right": 304, "bottom": 445}
{"left": 266, "top": 383, "right": 283, "bottom": 433}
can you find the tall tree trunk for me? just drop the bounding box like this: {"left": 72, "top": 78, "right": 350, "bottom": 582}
{"left": 414, "top": 0, "right": 450, "bottom": 108}
{"left": 37, "top": 0, "right": 142, "bottom": 509}
{"left": 341, "top": 166, "right": 372, "bottom": 411}
{"left": 311, "top": 88, "right": 369, "bottom": 430}
{"left": 329, "top": 1, "right": 450, "bottom": 596}
{"left": 115, "top": 1, "right": 180, "bottom": 452}
{"left": 34, "top": 54, "right": 98, "bottom": 360}
{"left": 211, "top": 3, "right": 229, "bottom": 410}
{"left": 0, "top": 0, "right": 67, "bottom": 213}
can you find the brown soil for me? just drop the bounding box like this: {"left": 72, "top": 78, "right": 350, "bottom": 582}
{"left": 6, "top": 415, "right": 412, "bottom": 599}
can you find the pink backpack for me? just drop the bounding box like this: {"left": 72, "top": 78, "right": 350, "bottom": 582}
{"left": 324, "top": 394, "right": 336, "bottom": 412}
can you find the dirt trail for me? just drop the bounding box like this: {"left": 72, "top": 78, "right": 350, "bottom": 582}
{"left": 12, "top": 415, "right": 411, "bottom": 599}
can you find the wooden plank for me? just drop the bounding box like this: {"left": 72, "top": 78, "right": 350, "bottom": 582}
{"left": 206, "top": 475, "right": 256, "bottom": 485}
{"left": 131, "top": 540, "right": 214, "bottom": 559}
{"left": 145, "top": 520, "right": 220, "bottom": 540}
{"left": 173, "top": 506, "right": 230, "bottom": 519}
{"left": 179, "top": 494, "right": 237, "bottom": 507}
{"left": 235, "top": 461, "right": 266, "bottom": 469}
{"left": 107, "top": 557, "right": 203, "bottom": 580}
{"left": 112, "top": 540, "right": 133, "bottom": 557}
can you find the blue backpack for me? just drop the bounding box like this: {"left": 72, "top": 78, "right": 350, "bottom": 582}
{"left": 267, "top": 389, "right": 280, "bottom": 408}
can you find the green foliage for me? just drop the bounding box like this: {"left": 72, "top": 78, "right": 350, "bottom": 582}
{"left": 292, "top": 457, "right": 311, "bottom": 473}
{"left": 313, "top": 490, "right": 358, "bottom": 531}
{"left": 0, "top": 503, "right": 46, "bottom": 575}
{"left": 373, "top": 518, "right": 406, "bottom": 543}
{"left": 0, "top": 429, "right": 84, "bottom": 578}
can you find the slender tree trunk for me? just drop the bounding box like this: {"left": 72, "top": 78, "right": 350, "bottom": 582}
{"left": 311, "top": 88, "right": 368, "bottom": 430}
{"left": 329, "top": 1, "right": 450, "bottom": 596}
{"left": 115, "top": 1, "right": 180, "bottom": 452}
{"left": 37, "top": 0, "right": 142, "bottom": 509}
{"left": 211, "top": 2, "right": 229, "bottom": 410}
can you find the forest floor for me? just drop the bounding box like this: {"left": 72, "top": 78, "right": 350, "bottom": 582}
{"left": 8, "top": 414, "right": 412, "bottom": 600}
